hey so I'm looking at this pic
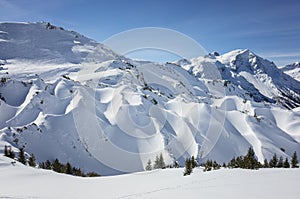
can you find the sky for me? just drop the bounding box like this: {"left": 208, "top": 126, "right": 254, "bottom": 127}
{"left": 0, "top": 0, "right": 300, "bottom": 65}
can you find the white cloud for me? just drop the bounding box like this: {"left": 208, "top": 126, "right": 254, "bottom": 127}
{"left": 261, "top": 52, "right": 300, "bottom": 58}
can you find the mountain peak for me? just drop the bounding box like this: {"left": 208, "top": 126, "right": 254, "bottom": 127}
{"left": 0, "top": 22, "right": 118, "bottom": 64}
{"left": 1, "top": 23, "right": 300, "bottom": 175}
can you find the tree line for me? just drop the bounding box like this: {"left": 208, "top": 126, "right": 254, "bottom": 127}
{"left": 183, "top": 147, "right": 299, "bottom": 176}
{"left": 3, "top": 146, "right": 299, "bottom": 177}
{"left": 3, "top": 145, "right": 100, "bottom": 177}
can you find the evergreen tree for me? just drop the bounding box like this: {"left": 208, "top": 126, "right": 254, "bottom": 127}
{"left": 291, "top": 151, "right": 299, "bottom": 168}
{"left": 28, "top": 153, "right": 36, "bottom": 167}
{"left": 4, "top": 145, "right": 8, "bottom": 157}
{"left": 158, "top": 153, "right": 165, "bottom": 169}
{"left": 154, "top": 153, "right": 166, "bottom": 169}
{"left": 45, "top": 160, "right": 52, "bottom": 170}
{"left": 283, "top": 157, "right": 290, "bottom": 168}
{"left": 204, "top": 160, "right": 213, "bottom": 171}
{"left": 183, "top": 158, "right": 193, "bottom": 176}
{"left": 145, "top": 159, "right": 152, "bottom": 171}
{"left": 72, "top": 167, "right": 84, "bottom": 177}
{"left": 263, "top": 158, "right": 269, "bottom": 168}
{"left": 18, "top": 147, "right": 26, "bottom": 165}
{"left": 236, "top": 156, "right": 244, "bottom": 168}
{"left": 191, "top": 156, "right": 197, "bottom": 168}
{"left": 244, "top": 147, "right": 260, "bottom": 169}
{"left": 64, "top": 162, "right": 73, "bottom": 174}
{"left": 154, "top": 155, "right": 160, "bottom": 169}
{"left": 277, "top": 156, "right": 284, "bottom": 168}
{"left": 173, "top": 161, "right": 179, "bottom": 168}
{"left": 228, "top": 157, "right": 237, "bottom": 168}
{"left": 52, "top": 159, "right": 62, "bottom": 172}
{"left": 86, "top": 172, "right": 100, "bottom": 177}
{"left": 213, "top": 161, "right": 220, "bottom": 170}
{"left": 39, "top": 162, "right": 45, "bottom": 169}
{"left": 269, "top": 154, "right": 278, "bottom": 168}
{"left": 9, "top": 150, "right": 15, "bottom": 159}
{"left": 4, "top": 146, "right": 15, "bottom": 159}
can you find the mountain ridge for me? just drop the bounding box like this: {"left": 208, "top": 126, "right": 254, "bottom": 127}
{"left": 0, "top": 22, "right": 299, "bottom": 175}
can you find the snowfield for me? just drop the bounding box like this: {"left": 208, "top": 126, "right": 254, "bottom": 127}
{"left": 280, "top": 62, "right": 300, "bottom": 81}
{"left": 0, "top": 22, "right": 300, "bottom": 176}
{"left": 0, "top": 156, "right": 300, "bottom": 199}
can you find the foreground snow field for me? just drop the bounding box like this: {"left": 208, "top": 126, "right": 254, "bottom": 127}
{"left": 0, "top": 156, "right": 299, "bottom": 199}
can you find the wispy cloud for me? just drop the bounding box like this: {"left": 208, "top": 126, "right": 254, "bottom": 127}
{"left": 258, "top": 51, "right": 300, "bottom": 66}
{"left": 261, "top": 52, "right": 300, "bottom": 58}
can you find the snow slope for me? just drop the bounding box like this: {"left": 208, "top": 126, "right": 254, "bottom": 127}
{"left": 182, "top": 49, "right": 300, "bottom": 109}
{"left": 1, "top": 156, "right": 300, "bottom": 199}
{"left": 280, "top": 62, "right": 300, "bottom": 81}
{"left": 0, "top": 22, "right": 118, "bottom": 64}
{"left": 0, "top": 23, "right": 300, "bottom": 175}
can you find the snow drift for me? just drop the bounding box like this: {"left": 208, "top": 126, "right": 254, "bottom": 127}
{"left": 0, "top": 22, "right": 300, "bottom": 175}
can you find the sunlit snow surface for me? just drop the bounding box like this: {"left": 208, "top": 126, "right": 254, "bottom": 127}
{"left": 0, "top": 23, "right": 300, "bottom": 175}
{"left": 1, "top": 156, "right": 300, "bottom": 199}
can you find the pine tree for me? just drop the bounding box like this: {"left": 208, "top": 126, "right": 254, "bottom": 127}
{"left": 228, "top": 157, "right": 237, "bottom": 168}
{"left": 173, "top": 161, "right": 179, "bottom": 168}
{"left": 269, "top": 154, "right": 278, "bottom": 168}
{"left": 4, "top": 145, "right": 8, "bottom": 157}
{"left": 183, "top": 158, "right": 193, "bottom": 176}
{"left": 213, "top": 161, "right": 220, "bottom": 170}
{"left": 159, "top": 153, "right": 165, "bottom": 169}
{"left": 154, "top": 155, "right": 160, "bottom": 169}
{"left": 9, "top": 150, "right": 15, "bottom": 159}
{"left": 204, "top": 160, "right": 213, "bottom": 171}
{"left": 283, "top": 157, "right": 290, "bottom": 168}
{"left": 277, "top": 156, "right": 284, "bottom": 168}
{"left": 86, "top": 172, "right": 100, "bottom": 177}
{"left": 191, "top": 156, "right": 197, "bottom": 168}
{"left": 263, "top": 158, "right": 269, "bottom": 168}
{"left": 154, "top": 153, "right": 165, "bottom": 169}
{"left": 4, "top": 146, "right": 15, "bottom": 159}
{"left": 64, "top": 162, "right": 73, "bottom": 174}
{"left": 72, "top": 167, "right": 84, "bottom": 177}
{"left": 18, "top": 147, "right": 26, "bottom": 165}
{"left": 52, "top": 159, "right": 62, "bottom": 172}
{"left": 28, "top": 153, "right": 36, "bottom": 167}
{"left": 39, "top": 162, "right": 45, "bottom": 169}
{"left": 291, "top": 151, "right": 299, "bottom": 168}
{"left": 145, "top": 159, "right": 152, "bottom": 171}
{"left": 244, "top": 147, "right": 260, "bottom": 169}
{"left": 45, "top": 160, "right": 52, "bottom": 170}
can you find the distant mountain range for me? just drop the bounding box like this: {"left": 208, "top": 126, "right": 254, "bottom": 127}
{"left": 0, "top": 22, "right": 299, "bottom": 175}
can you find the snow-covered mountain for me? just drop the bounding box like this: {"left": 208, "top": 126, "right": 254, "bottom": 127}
{"left": 280, "top": 62, "right": 300, "bottom": 81}
{"left": 0, "top": 22, "right": 300, "bottom": 175}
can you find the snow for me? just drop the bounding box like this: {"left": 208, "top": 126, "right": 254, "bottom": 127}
{"left": 280, "top": 62, "right": 300, "bottom": 81}
{"left": 0, "top": 156, "right": 300, "bottom": 199}
{"left": 0, "top": 22, "right": 300, "bottom": 176}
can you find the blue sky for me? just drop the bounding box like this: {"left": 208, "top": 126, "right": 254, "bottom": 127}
{"left": 0, "top": 0, "right": 299, "bottom": 65}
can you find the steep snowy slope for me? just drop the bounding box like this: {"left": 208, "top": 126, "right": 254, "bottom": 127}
{"left": 0, "top": 23, "right": 300, "bottom": 175}
{"left": 182, "top": 49, "right": 300, "bottom": 109}
{"left": 0, "top": 22, "right": 118, "bottom": 64}
{"left": 280, "top": 62, "right": 300, "bottom": 81}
